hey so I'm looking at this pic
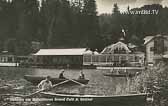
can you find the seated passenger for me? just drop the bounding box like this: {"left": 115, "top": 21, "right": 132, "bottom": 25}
{"left": 78, "top": 71, "right": 85, "bottom": 80}
{"left": 59, "top": 70, "right": 66, "bottom": 79}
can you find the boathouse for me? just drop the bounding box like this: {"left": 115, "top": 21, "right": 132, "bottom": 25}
{"left": 33, "top": 48, "right": 87, "bottom": 68}
{"left": 83, "top": 40, "right": 145, "bottom": 67}
{"left": 144, "top": 34, "right": 168, "bottom": 65}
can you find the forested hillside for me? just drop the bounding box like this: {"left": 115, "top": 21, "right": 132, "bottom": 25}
{"left": 0, "top": 0, "right": 168, "bottom": 55}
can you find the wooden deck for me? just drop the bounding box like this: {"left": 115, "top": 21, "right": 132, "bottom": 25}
{"left": 96, "top": 67, "right": 145, "bottom": 70}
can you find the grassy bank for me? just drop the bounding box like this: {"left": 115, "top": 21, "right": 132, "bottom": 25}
{"left": 131, "top": 61, "right": 168, "bottom": 106}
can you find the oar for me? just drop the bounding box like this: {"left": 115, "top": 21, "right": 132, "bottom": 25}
{"left": 0, "top": 79, "right": 84, "bottom": 98}
{"left": 0, "top": 80, "right": 70, "bottom": 98}
{"left": 0, "top": 94, "right": 25, "bottom": 97}
{"left": 66, "top": 78, "right": 86, "bottom": 86}
{"left": 21, "top": 79, "right": 70, "bottom": 98}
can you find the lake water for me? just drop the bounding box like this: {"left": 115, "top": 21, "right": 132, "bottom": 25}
{"left": 0, "top": 67, "right": 147, "bottom": 106}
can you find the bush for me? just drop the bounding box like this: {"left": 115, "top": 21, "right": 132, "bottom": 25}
{"left": 133, "top": 61, "right": 168, "bottom": 106}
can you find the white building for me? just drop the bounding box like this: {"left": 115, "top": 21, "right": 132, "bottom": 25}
{"left": 144, "top": 34, "right": 168, "bottom": 65}
{"left": 33, "top": 48, "right": 87, "bottom": 68}
{"left": 83, "top": 41, "right": 145, "bottom": 67}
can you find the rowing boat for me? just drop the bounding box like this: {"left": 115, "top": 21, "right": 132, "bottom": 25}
{"left": 39, "top": 92, "right": 148, "bottom": 105}
{"left": 103, "top": 73, "right": 135, "bottom": 77}
{"left": 24, "top": 75, "right": 89, "bottom": 85}
{"left": 0, "top": 92, "right": 149, "bottom": 105}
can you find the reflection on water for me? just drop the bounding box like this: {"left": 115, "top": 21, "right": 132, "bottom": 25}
{"left": 0, "top": 67, "right": 146, "bottom": 106}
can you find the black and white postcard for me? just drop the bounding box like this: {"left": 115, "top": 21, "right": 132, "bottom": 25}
{"left": 0, "top": 0, "right": 168, "bottom": 106}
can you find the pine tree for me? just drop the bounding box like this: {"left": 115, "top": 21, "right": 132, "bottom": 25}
{"left": 110, "top": 3, "right": 122, "bottom": 43}
{"left": 40, "top": 0, "right": 75, "bottom": 48}
{"left": 9, "top": 0, "right": 39, "bottom": 55}
{"left": 0, "top": 0, "right": 12, "bottom": 51}
{"left": 112, "top": 3, "right": 120, "bottom": 14}
{"left": 39, "top": 0, "right": 59, "bottom": 47}
{"left": 81, "top": 0, "right": 101, "bottom": 50}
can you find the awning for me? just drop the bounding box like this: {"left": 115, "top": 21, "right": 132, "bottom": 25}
{"left": 34, "top": 48, "right": 86, "bottom": 56}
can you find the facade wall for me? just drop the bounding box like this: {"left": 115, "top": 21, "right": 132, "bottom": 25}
{"left": 35, "top": 55, "right": 83, "bottom": 67}
{"left": 0, "top": 55, "right": 15, "bottom": 63}
{"left": 146, "top": 41, "right": 154, "bottom": 64}
{"left": 145, "top": 35, "right": 168, "bottom": 65}
{"left": 0, "top": 55, "right": 18, "bottom": 66}
{"left": 164, "top": 40, "right": 168, "bottom": 55}
{"left": 83, "top": 54, "right": 144, "bottom": 67}
{"left": 83, "top": 41, "right": 144, "bottom": 67}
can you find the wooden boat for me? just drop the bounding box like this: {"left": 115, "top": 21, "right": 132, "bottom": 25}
{"left": 0, "top": 92, "right": 149, "bottom": 105}
{"left": 40, "top": 92, "right": 148, "bottom": 105}
{"left": 24, "top": 75, "right": 89, "bottom": 85}
{"left": 103, "top": 73, "right": 135, "bottom": 77}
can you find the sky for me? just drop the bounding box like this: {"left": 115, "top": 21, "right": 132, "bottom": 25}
{"left": 37, "top": 0, "right": 168, "bottom": 14}
{"left": 96, "top": 0, "right": 168, "bottom": 14}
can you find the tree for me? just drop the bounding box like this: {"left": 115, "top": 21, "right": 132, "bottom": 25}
{"left": 81, "top": 0, "right": 101, "bottom": 50}
{"left": 0, "top": 0, "right": 12, "bottom": 51}
{"left": 99, "top": 3, "right": 123, "bottom": 47}
{"left": 99, "top": 4, "right": 168, "bottom": 48}
{"left": 40, "top": 0, "right": 75, "bottom": 48}
{"left": 112, "top": 3, "right": 120, "bottom": 14}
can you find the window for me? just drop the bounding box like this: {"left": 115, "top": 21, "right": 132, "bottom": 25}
{"left": 164, "top": 47, "right": 168, "bottom": 51}
{"left": 8, "top": 57, "right": 13, "bottom": 62}
{"left": 154, "top": 37, "right": 164, "bottom": 54}
{"left": 129, "top": 56, "right": 134, "bottom": 62}
{"left": 121, "top": 56, "right": 126, "bottom": 61}
{"left": 114, "top": 56, "right": 119, "bottom": 62}
{"left": 150, "top": 47, "right": 154, "bottom": 51}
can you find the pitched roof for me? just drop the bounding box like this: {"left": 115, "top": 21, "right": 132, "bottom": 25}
{"left": 101, "top": 41, "right": 131, "bottom": 54}
{"left": 34, "top": 48, "right": 86, "bottom": 56}
{"left": 93, "top": 51, "right": 99, "bottom": 55}
{"left": 144, "top": 36, "right": 154, "bottom": 45}
{"left": 83, "top": 50, "right": 93, "bottom": 54}
{"left": 144, "top": 34, "right": 168, "bottom": 45}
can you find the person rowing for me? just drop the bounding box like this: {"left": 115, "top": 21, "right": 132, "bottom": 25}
{"left": 58, "top": 70, "right": 86, "bottom": 86}
{"left": 38, "top": 76, "right": 52, "bottom": 91}
{"left": 6, "top": 73, "right": 85, "bottom": 98}
{"left": 59, "top": 70, "right": 66, "bottom": 79}
{"left": 26, "top": 77, "right": 70, "bottom": 97}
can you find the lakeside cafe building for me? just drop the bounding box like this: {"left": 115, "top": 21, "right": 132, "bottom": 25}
{"left": 33, "top": 48, "right": 87, "bottom": 68}
{"left": 83, "top": 41, "right": 145, "bottom": 70}
{"left": 32, "top": 41, "right": 145, "bottom": 69}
